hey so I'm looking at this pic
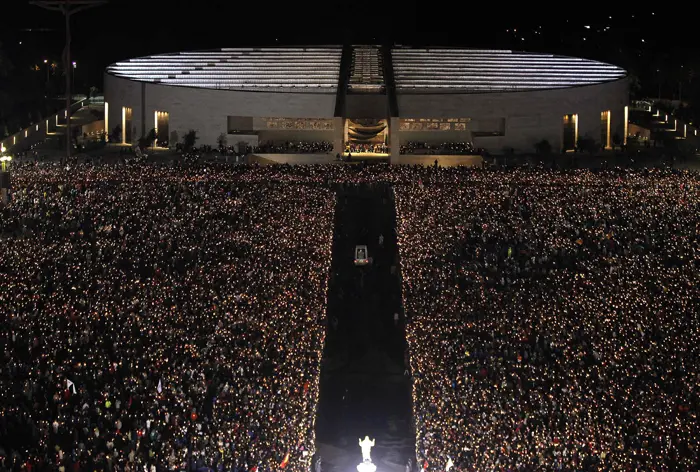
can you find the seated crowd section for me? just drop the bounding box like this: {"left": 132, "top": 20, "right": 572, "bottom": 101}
{"left": 253, "top": 141, "right": 333, "bottom": 154}
{"left": 0, "top": 162, "right": 699, "bottom": 472}
{"left": 345, "top": 143, "right": 388, "bottom": 154}
{"left": 399, "top": 142, "right": 475, "bottom": 155}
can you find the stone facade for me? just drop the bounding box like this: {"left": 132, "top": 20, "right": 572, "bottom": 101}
{"left": 105, "top": 60, "right": 628, "bottom": 158}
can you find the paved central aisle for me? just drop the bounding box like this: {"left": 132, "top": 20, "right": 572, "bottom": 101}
{"left": 315, "top": 184, "right": 414, "bottom": 472}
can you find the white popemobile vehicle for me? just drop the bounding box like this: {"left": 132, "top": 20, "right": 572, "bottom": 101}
{"left": 354, "top": 245, "right": 369, "bottom": 266}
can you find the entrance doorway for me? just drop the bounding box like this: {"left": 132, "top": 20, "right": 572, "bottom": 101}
{"left": 345, "top": 119, "right": 388, "bottom": 155}
{"left": 122, "top": 107, "right": 133, "bottom": 144}
{"left": 600, "top": 110, "right": 611, "bottom": 149}
{"left": 155, "top": 111, "right": 170, "bottom": 147}
{"left": 562, "top": 114, "right": 578, "bottom": 152}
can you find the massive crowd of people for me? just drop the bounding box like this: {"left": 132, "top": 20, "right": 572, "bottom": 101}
{"left": 0, "top": 163, "right": 335, "bottom": 472}
{"left": 1, "top": 161, "right": 699, "bottom": 472}
{"left": 253, "top": 142, "right": 333, "bottom": 154}
{"left": 396, "top": 169, "right": 700, "bottom": 471}
{"left": 399, "top": 142, "right": 475, "bottom": 155}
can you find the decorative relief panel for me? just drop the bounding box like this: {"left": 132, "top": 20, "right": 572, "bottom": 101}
{"left": 398, "top": 118, "right": 471, "bottom": 131}
{"left": 262, "top": 118, "right": 334, "bottom": 130}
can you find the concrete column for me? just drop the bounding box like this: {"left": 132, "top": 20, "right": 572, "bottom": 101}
{"left": 556, "top": 116, "right": 565, "bottom": 153}
{"left": 333, "top": 117, "right": 344, "bottom": 155}
{"left": 146, "top": 109, "right": 157, "bottom": 135}
{"left": 390, "top": 117, "right": 400, "bottom": 164}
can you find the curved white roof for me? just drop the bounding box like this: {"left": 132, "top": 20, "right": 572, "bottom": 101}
{"left": 107, "top": 47, "right": 627, "bottom": 95}
{"left": 106, "top": 48, "right": 342, "bottom": 93}
{"left": 392, "top": 48, "right": 627, "bottom": 93}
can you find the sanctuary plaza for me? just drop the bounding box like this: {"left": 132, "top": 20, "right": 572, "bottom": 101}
{"left": 1, "top": 162, "right": 699, "bottom": 472}
{"left": 104, "top": 45, "right": 628, "bottom": 164}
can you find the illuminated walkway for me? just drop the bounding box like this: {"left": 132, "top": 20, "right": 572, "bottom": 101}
{"left": 315, "top": 184, "right": 414, "bottom": 472}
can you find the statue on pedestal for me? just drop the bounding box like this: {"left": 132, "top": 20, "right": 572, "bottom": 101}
{"left": 356, "top": 436, "right": 377, "bottom": 472}
{"left": 359, "top": 436, "right": 375, "bottom": 463}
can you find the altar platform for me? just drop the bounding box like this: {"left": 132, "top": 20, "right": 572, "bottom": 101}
{"left": 398, "top": 154, "right": 483, "bottom": 167}
{"left": 248, "top": 153, "right": 340, "bottom": 165}
{"left": 247, "top": 153, "right": 484, "bottom": 167}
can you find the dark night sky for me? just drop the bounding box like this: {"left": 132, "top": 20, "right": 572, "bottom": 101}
{"left": 2, "top": 1, "right": 698, "bottom": 98}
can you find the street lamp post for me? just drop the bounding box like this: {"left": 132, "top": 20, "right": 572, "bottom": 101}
{"left": 44, "top": 59, "right": 49, "bottom": 85}
{"left": 0, "top": 156, "right": 11, "bottom": 172}
{"left": 30, "top": 0, "right": 107, "bottom": 159}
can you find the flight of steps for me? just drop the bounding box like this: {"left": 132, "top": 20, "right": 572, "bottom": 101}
{"left": 349, "top": 46, "right": 385, "bottom": 93}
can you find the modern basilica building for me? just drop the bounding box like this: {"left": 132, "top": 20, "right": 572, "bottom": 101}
{"left": 104, "top": 45, "right": 629, "bottom": 162}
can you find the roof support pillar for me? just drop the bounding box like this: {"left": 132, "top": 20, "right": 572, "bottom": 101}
{"left": 389, "top": 117, "right": 400, "bottom": 164}
{"left": 334, "top": 45, "right": 353, "bottom": 118}
{"left": 333, "top": 117, "right": 344, "bottom": 156}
